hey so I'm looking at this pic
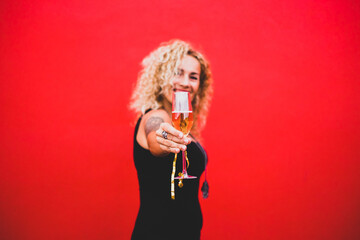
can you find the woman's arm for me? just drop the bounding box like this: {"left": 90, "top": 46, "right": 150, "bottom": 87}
{"left": 142, "top": 110, "right": 190, "bottom": 157}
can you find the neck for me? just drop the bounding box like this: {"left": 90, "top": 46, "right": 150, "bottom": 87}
{"left": 162, "top": 98, "right": 172, "bottom": 117}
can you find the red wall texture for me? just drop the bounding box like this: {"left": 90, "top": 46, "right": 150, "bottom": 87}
{"left": 1, "top": 0, "right": 360, "bottom": 239}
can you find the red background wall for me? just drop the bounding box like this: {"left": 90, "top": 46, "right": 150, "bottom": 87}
{"left": 1, "top": 0, "right": 359, "bottom": 239}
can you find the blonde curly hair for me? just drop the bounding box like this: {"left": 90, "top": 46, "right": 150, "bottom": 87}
{"left": 130, "top": 40, "right": 213, "bottom": 136}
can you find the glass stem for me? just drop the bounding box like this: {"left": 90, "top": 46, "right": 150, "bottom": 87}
{"left": 182, "top": 150, "right": 186, "bottom": 175}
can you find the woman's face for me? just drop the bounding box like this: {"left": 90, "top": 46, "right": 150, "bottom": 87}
{"left": 164, "top": 55, "right": 201, "bottom": 104}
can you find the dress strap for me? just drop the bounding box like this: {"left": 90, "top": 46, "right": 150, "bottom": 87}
{"left": 134, "top": 109, "right": 153, "bottom": 140}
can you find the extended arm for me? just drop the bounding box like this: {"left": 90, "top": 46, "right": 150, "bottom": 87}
{"left": 143, "top": 110, "right": 190, "bottom": 157}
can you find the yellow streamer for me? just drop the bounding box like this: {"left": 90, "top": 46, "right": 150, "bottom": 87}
{"left": 178, "top": 172, "right": 184, "bottom": 188}
{"left": 171, "top": 151, "right": 189, "bottom": 199}
{"left": 171, "top": 153, "right": 177, "bottom": 200}
{"left": 185, "top": 150, "right": 189, "bottom": 168}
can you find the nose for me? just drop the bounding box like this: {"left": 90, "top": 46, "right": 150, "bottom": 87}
{"left": 179, "top": 74, "right": 190, "bottom": 87}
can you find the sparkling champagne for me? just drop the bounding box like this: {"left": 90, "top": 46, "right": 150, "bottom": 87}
{"left": 172, "top": 111, "right": 193, "bottom": 136}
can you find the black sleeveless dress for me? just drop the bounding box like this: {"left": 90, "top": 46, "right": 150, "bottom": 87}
{"left": 131, "top": 114, "right": 206, "bottom": 240}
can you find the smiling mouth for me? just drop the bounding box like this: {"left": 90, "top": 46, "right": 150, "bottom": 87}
{"left": 173, "top": 88, "right": 191, "bottom": 93}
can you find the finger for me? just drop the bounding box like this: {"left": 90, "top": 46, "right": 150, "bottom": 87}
{"left": 159, "top": 143, "right": 181, "bottom": 154}
{"left": 156, "top": 136, "right": 187, "bottom": 151}
{"left": 160, "top": 122, "right": 184, "bottom": 139}
{"left": 156, "top": 129, "right": 190, "bottom": 145}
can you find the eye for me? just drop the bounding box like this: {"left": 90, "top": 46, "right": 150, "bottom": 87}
{"left": 190, "top": 76, "right": 198, "bottom": 80}
{"left": 175, "top": 69, "right": 183, "bottom": 76}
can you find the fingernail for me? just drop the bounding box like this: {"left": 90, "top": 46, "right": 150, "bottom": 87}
{"left": 182, "top": 146, "right": 186, "bottom": 151}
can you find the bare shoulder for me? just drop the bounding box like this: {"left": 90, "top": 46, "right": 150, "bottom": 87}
{"left": 143, "top": 109, "right": 170, "bottom": 120}
{"left": 143, "top": 109, "right": 170, "bottom": 136}
{"left": 137, "top": 109, "right": 170, "bottom": 149}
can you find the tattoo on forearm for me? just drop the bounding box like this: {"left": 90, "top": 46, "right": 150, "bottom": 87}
{"left": 145, "top": 117, "right": 164, "bottom": 136}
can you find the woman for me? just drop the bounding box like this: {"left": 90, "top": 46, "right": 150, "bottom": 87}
{"left": 130, "top": 40, "right": 212, "bottom": 240}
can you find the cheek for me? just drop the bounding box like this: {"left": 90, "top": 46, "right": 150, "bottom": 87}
{"left": 192, "top": 81, "right": 200, "bottom": 94}
{"left": 190, "top": 82, "right": 200, "bottom": 101}
{"left": 172, "top": 78, "right": 180, "bottom": 86}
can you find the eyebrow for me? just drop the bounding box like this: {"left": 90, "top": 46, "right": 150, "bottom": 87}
{"left": 177, "top": 68, "right": 199, "bottom": 75}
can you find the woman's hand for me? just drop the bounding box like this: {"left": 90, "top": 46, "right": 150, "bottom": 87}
{"left": 155, "top": 122, "right": 190, "bottom": 154}
{"left": 141, "top": 109, "right": 190, "bottom": 157}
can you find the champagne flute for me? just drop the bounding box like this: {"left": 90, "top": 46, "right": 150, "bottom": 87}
{"left": 172, "top": 91, "right": 197, "bottom": 180}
